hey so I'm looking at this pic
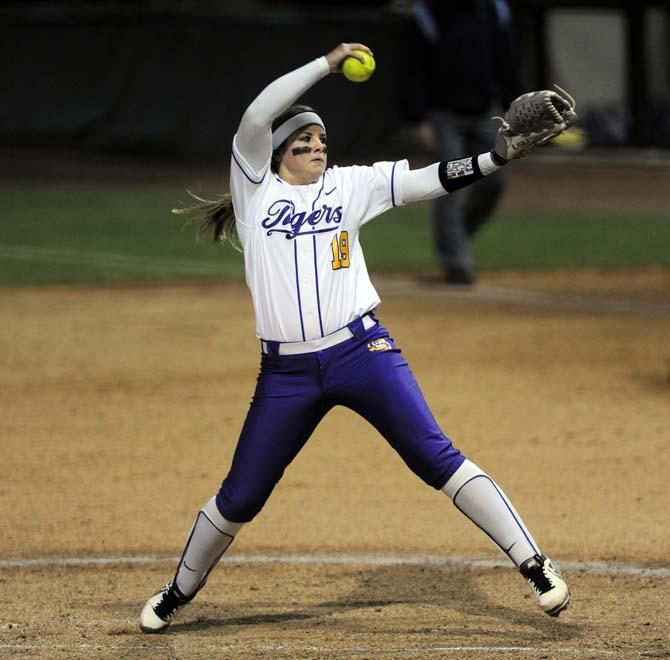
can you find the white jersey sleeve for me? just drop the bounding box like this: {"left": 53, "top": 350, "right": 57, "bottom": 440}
{"left": 232, "top": 57, "right": 330, "bottom": 184}
{"left": 333, "top": 160, "right": 410, "bottom": 227}
{"left": 230, "top": 147, "right": 268, "bottom": 235}
{"left": 230, "top": 56, "right": 330, "bottom": 232}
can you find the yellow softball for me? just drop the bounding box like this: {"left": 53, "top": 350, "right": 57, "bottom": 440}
{"left": 342, "top": 50, "right": 376, "bottom": 83}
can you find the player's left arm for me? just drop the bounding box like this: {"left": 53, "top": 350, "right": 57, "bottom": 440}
{"left": 400, "top": 86, "right": 577, "bottom": 205}
{"left": 399, "top": 152, "right": 503, "bottom": 205}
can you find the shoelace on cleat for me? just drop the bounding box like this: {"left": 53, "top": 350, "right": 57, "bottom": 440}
{"left": 153, "top": 584, "right": 187, "bottom": 621}
{"left": 521, "top": 557, "right": 555, "bottom": 595}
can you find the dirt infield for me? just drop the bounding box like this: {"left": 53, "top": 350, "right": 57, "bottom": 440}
{"left": 1, "top": 272, "right": 669, "bottom": 658}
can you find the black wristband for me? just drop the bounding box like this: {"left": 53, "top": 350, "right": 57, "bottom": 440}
{"left": 438, "top": 155, "right": 484, "bottom": 193}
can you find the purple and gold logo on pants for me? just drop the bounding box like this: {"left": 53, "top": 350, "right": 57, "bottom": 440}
{"left": 367, "top": 338, "right": 392, "bottom": 352}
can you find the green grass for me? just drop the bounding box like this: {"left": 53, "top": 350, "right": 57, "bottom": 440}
{"left": 2, "top": 186, "right": 669, "bottom": 286}
{"left": 1, "top": 187, "right": 244, "bottom": 284}
{"left": 371, "top": 203, "right": 670, "bottom": 271}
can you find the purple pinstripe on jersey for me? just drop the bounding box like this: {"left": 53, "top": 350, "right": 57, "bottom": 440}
{"left": 312, "top": 234, "right": 325, "bottom": 337}
{"left": 232, "top": 149, "right": 267, "bottom": 185}
{"left": 312, "top": 173, "right": 326, "bottom": 208}
{"left": 311, "top": 174, "right": 327, "bottom": 337}
{"left": 293, "top": 241, "right": 306, "bottom": 341}
{"left": 390, "top": 161, "right": 399, "bottom": 207}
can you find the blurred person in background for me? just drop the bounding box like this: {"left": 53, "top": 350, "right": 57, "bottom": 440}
{"left": 399, "top": 0, "right": 522, "bottom": 285}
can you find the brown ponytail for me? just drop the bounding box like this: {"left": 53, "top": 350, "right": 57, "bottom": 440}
{"left": 173, "top": 192, "right": 242, "bottom": 252}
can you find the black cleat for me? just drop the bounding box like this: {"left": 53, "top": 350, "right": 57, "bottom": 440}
{"left": 519, "top": 554, "right": 570, "bottom": 617}
{"left": 140, "top": 581, "right": 192, "bottom": 633}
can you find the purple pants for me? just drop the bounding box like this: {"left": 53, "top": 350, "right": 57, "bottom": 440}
{"left": 216, "top": 315, "right": 465, "bottom": 522}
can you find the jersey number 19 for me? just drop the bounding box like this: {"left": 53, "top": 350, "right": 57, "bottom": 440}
{"left": 331, "top": 231, "right": 350, "bottom": 270}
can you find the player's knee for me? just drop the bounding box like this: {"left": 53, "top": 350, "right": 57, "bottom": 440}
{"left": 424, "top": 455, "right": 466, "bottom": 490}
{"left": 407, "top": 438, "right": 465, "bottom": 490}
{"left": 435, "top": 457, "right": 466, "bottom": 490}
{"left": 216, "top": 481, "right": 269, "bottom": 523}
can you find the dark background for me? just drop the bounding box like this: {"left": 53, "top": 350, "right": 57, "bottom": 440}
{"left": 2, "top": 0, "right": 669, "bottom": 161}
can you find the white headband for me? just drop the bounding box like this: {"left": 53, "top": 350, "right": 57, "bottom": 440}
{"left": 272, "top": 111, "right": 325, "bottom": 150}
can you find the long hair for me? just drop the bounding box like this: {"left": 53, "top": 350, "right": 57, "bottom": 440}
{"left": 175, "top": 104, "right": 320, "bottom": 249}
{"left": 172, "top": 191, "right": 241, "bottom": 251}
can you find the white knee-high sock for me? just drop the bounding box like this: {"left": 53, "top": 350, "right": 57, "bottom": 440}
{"left": 174, "top": 497, "right": 245, "bottom": 598}
{"left": 442, "top": 459, "right": 540, "bottom": 567}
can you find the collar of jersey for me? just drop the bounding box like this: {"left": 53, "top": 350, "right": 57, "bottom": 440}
{"left": 275, "top": 173, "right": 325, "bottom": 187}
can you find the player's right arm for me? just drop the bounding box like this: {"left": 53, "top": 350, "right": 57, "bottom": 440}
{"left": 233, "top": 44, "right": 372, "bottom": 177}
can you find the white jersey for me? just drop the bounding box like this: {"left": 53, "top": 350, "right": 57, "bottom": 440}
{"left": 231, "top": 143, "right": 409, "bottom": 342}
{"left": 226, "top": 55, "right": 488, "bottom": 342}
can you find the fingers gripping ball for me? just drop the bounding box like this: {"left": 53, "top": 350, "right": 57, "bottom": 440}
{"left": 342, "top": 50, "right": 376, "bottom": 83}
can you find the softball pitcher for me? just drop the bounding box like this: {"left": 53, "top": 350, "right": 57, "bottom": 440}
{"left": 140, "top": 43, "right": 575, "bottom": 632}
